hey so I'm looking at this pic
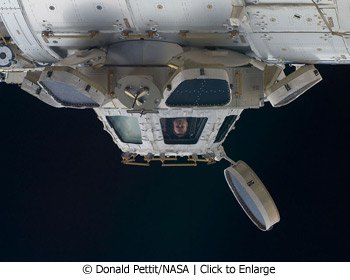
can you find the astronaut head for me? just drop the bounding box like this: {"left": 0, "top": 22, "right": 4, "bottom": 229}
{"left": 172, "top": 118, "right": 189, "bottom": 137}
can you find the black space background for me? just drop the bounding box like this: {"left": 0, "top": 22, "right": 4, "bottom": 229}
{"left": 0, "top": 65, "right": 349, "bottom": 261}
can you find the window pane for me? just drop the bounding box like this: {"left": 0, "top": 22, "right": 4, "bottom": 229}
{"left": 214, "top": 115, "right": 237, "bottom": 143}
{"left": 107, "top": 116, "right": 142, "bottom": 144}
{"left": 160, "top": 117, "right": 207, "bottom": 144}
{"left": 41, "top": 80, "right": 98, "bottom": 107}
{"left": 165, "top": 79, "right": 230, "bottom": 107}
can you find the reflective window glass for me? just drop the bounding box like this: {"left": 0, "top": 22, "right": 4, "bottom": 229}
{"left": 41, "top": 80, "right": 98, "bottom": 107}
{"left": 165, "top": 79, "right": 230, "bottom": 107}
{"left": 214, "top": 115, "right": 237, "bottom": 143}
{"left": 107, "top": 116, "right": 142, "bottom": 144}
{"left": 160, "top": 117, "right": 207, "bottom": 144}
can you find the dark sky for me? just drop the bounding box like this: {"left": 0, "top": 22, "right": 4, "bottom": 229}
{"left": 0, "top": 65, "right": 349, "bottom": 261}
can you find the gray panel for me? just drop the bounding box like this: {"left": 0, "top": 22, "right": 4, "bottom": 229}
{"left": 20, "top": 0, "right": 130, "bottom": 31}
{"left": 247, "top": 32, "right": 350, "bottom": 63}
{"left": 127, "top": 0, "right": 233, "bottom": 30}
{"left": 246, "top": 6, "right": 339, "bottom": 33}
{"left": 107, "top": 41, "right": 183, "bottom": 65}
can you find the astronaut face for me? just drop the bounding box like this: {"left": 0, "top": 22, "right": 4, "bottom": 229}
{"left": 172, "top": 118, "right": 189, "bottom": 137}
